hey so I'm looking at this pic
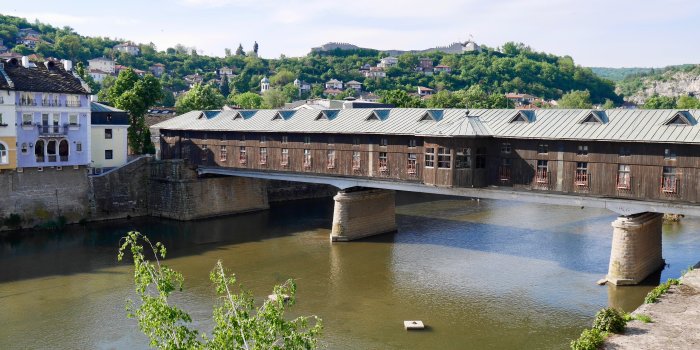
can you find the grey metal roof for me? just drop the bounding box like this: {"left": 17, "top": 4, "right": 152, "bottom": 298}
{"left": 152, "top": 108, "right": 700, "bottom": 143}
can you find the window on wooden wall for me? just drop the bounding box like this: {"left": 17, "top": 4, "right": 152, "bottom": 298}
{"left": 261, "top": 135, "right": 267, "bottom": 143}
{"left": 352, "top": 151, "right": 361, "bottom": 171}
{"left": 617, "top": 164, "right": 631, "bottom": 190}
{"left": 239, "top": 146, "right": 247, "bottom": 165}
{"left": 304, "top": 136, "right": 311, "bottom": 144}
{"left": 455, "top": 148, "right": 471, "bottom": 168}
{"left": 619, "top": 146, "right": 631, "bottom": 157}
{"left": 535, "top": 160, "right": 548, "bottom": 183}
{"left": 260, "top": 147, "right": 267, "bottom": 165}
{"left": 664, "top": 148, "right": 676, "bottom": 160}
{"left": 220, "top": 145, "right": 227, "bottom": 162}
{"left": 500, "top": 143, "right": 511, "bottom": 154}
{"left": 303, "top": 149, "right": 312, "bottom": 169}
{"left": 575, "top": 162, "right": 588, "bottom": 187}
{"left": 282, "top": 135, "right": 288, "bottom": 144}
{"left": 407, "top": 153, "right": 417, "bottom": 175}
{"left": 499, "top": 158, "right": 512, "bottom": 182}
{"left": 408, "top": 139, "right": 417, "bottom": 148}
{"left": 281, "top": 148, "right": 289, "bottom": 167}
{"left": 327, "top": 150, "right": 336, "bottom": 169}
{"left": 661, "top": 166, "right": 678, "bottom": 194}
{"left": 201, "top": 144, "right": 208, "bottom": 162}
{"left": 425, "top": 147, "right": 435, "bottom": 168}
{"left": 437, "top": 147, "right": 451, "bottom": 168}
{"left": 379, "top": 152, "right": 388, "bottom": 173}
{"left": 328, "top": 136, "right": 335, "bottom": 145}
{"left": 475, "top": 147, "right": 486, "bottom": 169}
{"left": 353, "top": 137, "right": 360, "bottom": 146}
{"left": 537, "top": 143, "right": 548, "bottom": 154}
{"left": 240, "top": 134, "right": 246, "bottom": 142}
{"left": 577, "top": 145, "right": 588, "bottom": 156}
{"left": 380, "top": 138, "right": 388, "bottom": 147}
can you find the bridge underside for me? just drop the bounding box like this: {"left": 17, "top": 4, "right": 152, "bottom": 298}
{"left": 198, "top": 166, "right": 700, "bottom": 217}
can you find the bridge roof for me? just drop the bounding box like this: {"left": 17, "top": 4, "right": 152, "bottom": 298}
{"left": 153, "top": 108, "right": 700, "bottom": 144}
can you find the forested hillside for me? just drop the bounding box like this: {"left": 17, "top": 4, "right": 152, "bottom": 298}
{"left": 589, "top": 67, "right": 653, "bottom": 82}
{"left": 1, "top": 14, "right": 621, "bottom": 106}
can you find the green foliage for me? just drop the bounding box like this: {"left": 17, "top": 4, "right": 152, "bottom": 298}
{"left": 616, "top": 64, "right": 700, "bottom": 98}
{"left": 633, "top": 314, "right": 653, "bottom": 323}
{"left": 592, "top": 308, "right": 627, "bottom": 334}
{"left": 118, "top": 232, "right": 322, "bottom": 349}
{"left": 37, "top": 215, "right": 67, "bottom": 230}
{"left": 642, "top": 95, "right": 677, "bottom": 109}
{"left": 219, "top": 75, "right": 230, "bottom": 98}
{"left": 590, "top": 67, "right": 654, "bottom": 82}
{"left": 570, "top": 328, "right": 606, "bottom": 350}
{"left": 676, "top": 95, "right": 700, "bottom": 109}
{"left": 644, "top": 278, "right": 680, "bottom": 303}
{"left": 379, "top": 90, "right": 425, "bottom": 108}
{"left": 142, "top": 129, "right": 156, "bottom": 155}
{"left": 602, "top": 99, "right": 616, "bottom": 109}
{"left": 175, "top": 83, "right": 226, "bottom": 113}
{"left": 229, "top": 92, "right": 267, "bottom": 109}
{"left": 262, "top": 88, "right": 288, "bottom": 109}
{"left": 558, "top": 90, "right": 593, "bottom": 109}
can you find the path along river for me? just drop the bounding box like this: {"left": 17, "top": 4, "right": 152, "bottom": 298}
{"left": 1, "top": 193, "right": 699, "bottom": 349}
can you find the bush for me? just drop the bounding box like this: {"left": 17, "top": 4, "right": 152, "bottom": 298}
{"left": 592, "top": 307, "right": 627, "bottom": 334}
{"left": 645, "top": 278, "right": 680, "bottom": 304}
{"left": 571, "top": 328, "right": 606, "bottom": 350}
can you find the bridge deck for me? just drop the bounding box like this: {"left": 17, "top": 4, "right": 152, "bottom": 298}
{"left": 198, "top": 166, "right": 700, "bottom": 217}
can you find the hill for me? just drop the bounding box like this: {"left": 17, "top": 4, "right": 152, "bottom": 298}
{"left": 0, "top": 14, "right": 621, "bottom": 105}
{"left": 616, "top": 65, "right": 700, "bottom": 104}
{"left": 589, "top": 67, "right": 654, "bottom": 82}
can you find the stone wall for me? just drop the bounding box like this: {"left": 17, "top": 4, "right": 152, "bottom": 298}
{"left": 88, "top": 156, "right": 152, "bottom": 220}
{"left": 331, "top": 189, "right": 397, "bottom": 241}
{"left": 0, "top": 166, "right": 90, "bottom": 228}
{"left": 267, "top": 180, "right": 337, "bottom": 202}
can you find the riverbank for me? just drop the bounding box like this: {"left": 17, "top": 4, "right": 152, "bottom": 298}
{"left": 603, "top": 266, "right": 700, "bottom": 349}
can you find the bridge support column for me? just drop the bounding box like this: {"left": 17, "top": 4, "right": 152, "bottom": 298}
{"left": 606, "top": 212, "right": 664, "bottom": 285}
{"left": 330, "top": 189, "right": 397, "bottom": 242}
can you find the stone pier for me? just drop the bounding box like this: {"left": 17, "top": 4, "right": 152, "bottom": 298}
{"left": 330, "top": 188, "right": 397, "bottom": 242}
{"left": 606, "top": 212, "right": 664, "bottom": 285}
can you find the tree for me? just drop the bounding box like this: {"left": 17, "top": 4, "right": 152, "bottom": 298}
{"left": 460, "top": 85, "right": 490, "bottom": 109}
{"left": 235, "top": 44, "right": 245, "bottom": 56}
{"left": 426, "top": 90, "right": 463, "bottom": 108}
{"left": 224, "top": 48, "right": 232, "bottom": 57}
{"left": 263, "top": 88, "right": 288, "bottom": 108}
{"left": 160, "top": 88, "right": 176, "bottom": 107}
{"left": 642, "top": 95, "right": 676, "bottom": 109}
{"left": 676, "top": 95, "right": 700, "bottom": 109}
{"left": 602, "top": 99, "right": 616, "bottom": 109}
{"left": 175, "top": 83, "right": 226, "bottom": 113}
{"left": 118, "top": 232, "right": 322, "bottom": 350}
{"left": 229, "top": 92, "right": 266, "bottom": 109}
{"left": 270, "top": 69, "right": 295, "bottom": 87}
{"left": 557, "top": 90, "right": 593, "bottom": 109}
{"left": 379, "top": 89, "right": 425, "bottom": 108}
{"left": 253, "top": 41, "right": 259, "bottom": 55}
{"left": 142, "top": 129, "right": 156, "bottom": 155}
{"left": 220, "top": 75, "right": 230, "bottom": 98}
{"left": 105, "top": 69, "right": 162, "bottom": 154}
{"left": 74, "top": 61, "right": 100, "bottom": 93}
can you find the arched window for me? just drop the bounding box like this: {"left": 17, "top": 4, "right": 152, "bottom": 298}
{"left": 47, "top": 140, "right": 56, "bottom": 162}
{"left": 35, "top": 140, "right": 45, "bottom": 162}
{"left": 0, "top": 142, "right": 7, "bottom": 164}
{"left": 59, "top": 139, "right": 69, "bottom": 162}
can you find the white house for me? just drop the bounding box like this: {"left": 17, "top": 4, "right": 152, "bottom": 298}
{"left": 325, "top": 79, "right": 343, "bottom": 90}
{"left": 88, "top": 57, "right": 115, "bottom": 74}
{"left": 89, "top": 69, "right": 110, "bottom": 84}
{"left": 114, "top": 42, "right": 140, "bottom": 56}
{"left": 364, "top": 67, "right": 386, "bottom": 78}
{"left": 417, "top": 86, "right": 435, "bottom": 97}
{"left": 346, "top": 80, "right": 362, "bottom": 91}
{"left": 378, "top": 56, "right": 398, "bottom": 68}
{"left": 90, "top": 102, "right": 129, "bottom": 172}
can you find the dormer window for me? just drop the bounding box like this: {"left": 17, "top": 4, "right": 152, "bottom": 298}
{"left": 580, "top": 110, "right": 607, "bottom": 124}
{"left": 419, "top": 109, "right": 444, "bottom": 122}
{"left": 233, "top": 110, "right": 256, "bottom": 120}
{"left": 316, "top": 109, "right": 339, "bottom": 120}
{"left": 367, "top": 109, "right": 390, "bottom": 121}
{"left": 664, "top": 111, "right": 695, "bottom": 126}
{"left": 273, "top": 110, "right": 295, "bottom": 121}
{"left": 509, "top": 110, "right": 534, "bottom": 123}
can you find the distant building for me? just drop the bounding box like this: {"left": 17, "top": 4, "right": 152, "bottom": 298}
{"left": 218, "top": 66, "right": 236, "bottom": 77}
{"left": 114, "top": 42, "right": 140, "bottom": 56}
{"left": 184, "top": 73, "right": 204, "bottom": 88}
{"left": 462, "top": 40, "right": 481, "bottom": 53}
{"left": 293, "top": 79, "right": 311, "bottom": 95}
{"left": 150, "top": 63, "right": 165, "bottom": 77}
{"left": 418, "top": 57, "right": 433, "bottom": 71}
{"left": 324, "top": 88, "right": 344, "bottom": 96}
{"left": 16, "top": 36, "right": 39, "bottom": 49}
{"left": 0, "top": 52, "right": 22, "bottom": 60}
{"left": 346, "top": 80, "right": 362, "bottom": 91}
{"left": 417, "top": 86, "right": 435, "bottom": 97}
{"left": 18, "top": 28, "right": 40, "bottom": 38}
{"left": 88, "top": 57, "right": 115, "bottom": 74}
{"left": 378, "top": 56, "right": 398, "bottom": 68}
{"left": 283, "top": 98, "right": 393, "bottom": 110}
{"left": 90, "top": 102, "right": 129, "bottom": 172}
{"left": 505, "top": 93, "right": 536, "bottom": 106}
{"left": 358, "top": 92, "right": 381, "bottom": 102}
{"left": 325, "top": 79, "right": 343, "bottom": 90}
{"left": 88, "top": 69, "right": 110, "bottom": 84}
{"left": 260, "top": 76, "right": 270, "bottom": 93}
{"left": 433, "top": 65, "right": 451, "bottom": 73}
{"left": 364, "top": 67, "right": 386, "bottom": 78}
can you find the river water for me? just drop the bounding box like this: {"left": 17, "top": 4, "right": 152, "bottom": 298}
{"left": 1, "top": 193, "right": 699, "bottom": 349}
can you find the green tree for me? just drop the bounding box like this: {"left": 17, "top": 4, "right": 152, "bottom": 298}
{"left": 118, "top": 232, "right": 322, "bottom": 350}
{"left": 160, "top": 89, "right": 176, "bottom": 107}
{"left": 142, "top": 129, "right": 156, "bottom": 155}
{"left": 557, "top": 90, "right": 593, "bottom": 109}
{"left": 460, "top": 85, "right": 491, "bottom": 109}
{"left": 426, "top": 90, "right": 463, "bottom": 108}
{"left": 220, "top": 75, "right": 230, "bottom": 98}
{"left": 229, "top": 92, "right": 266, "bottom": 109}
{"left": 270, "top": 69, "right": 295, "bottom": 87}
{"left": 642, "top": 95, "right": 676, "bottom": 109}
{"left": 676, "top": 95, "right": 700, "bottom": 109}
{"left": 379, "top": 89, "right": 425, "bottom": 108}
{"left": 74, "top": 61, "right": 100, "bottom": 93}
{"left": 601, "top": 99, "right": 616, "bottom": 109}
{"left": 263, "top": 88, "right": 288, "bottom": 108}
{"left": 175, "top": 83, "right": 226, "bottom": 113}
{"left": 235, "top": 44, "right": 245, "bottom": 56}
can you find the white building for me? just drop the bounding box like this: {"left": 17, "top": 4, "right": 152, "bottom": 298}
{"left": 346, "top": 80, "right": 362, "bottom": 91}
{"left": 90, "top": 102, "right": 129, "bottom": 172}
{"left": 89, "top": 69, "right": 110, "bottom": 84}
{"left": 261, "top": 77, "right": 270, "bottom": 93}
{"left": 378, "top": 56, "right": 398, "bottom": 68}
{"left": 88, "top": 57, "right": 115, "bottom": 74}
{"left": 325, "top": 79, "right": 343, "bottom": 90}
{"left": 364, "top": 67, "right": 386, "bottom": 78}
{"left": 114, "top": 42, "right": 140, "bottom": 56}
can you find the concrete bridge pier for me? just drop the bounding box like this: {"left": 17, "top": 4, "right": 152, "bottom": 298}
{"left": 606, "top": 212, "right": 664, "bottom": 285}
{"left": 330, "top": 188, "right": 397, "bottom": 242}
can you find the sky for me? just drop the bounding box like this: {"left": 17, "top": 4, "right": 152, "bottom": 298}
{"left": 4, "top": 0, "right": 699, "bottom": 67}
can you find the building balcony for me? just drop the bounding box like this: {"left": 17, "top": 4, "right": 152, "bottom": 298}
{"left": 661, "top": 177, "right": 680, "bottom": 196}
{"left": 36, "top": 124, "right": 69, "bottom": 137}
{"left": 19, "top": 99, "right": 36, "bottom": 106}
{"left": 41, "top": 101, "right": 62, "bottom": 107}
{"left": 66, "top": 101, "right": 82, "bottom": 107}
{"left": 574, "top": 173, "right": 590, "bottom": 190}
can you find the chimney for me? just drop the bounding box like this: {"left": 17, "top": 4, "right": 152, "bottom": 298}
{"left": 21, "top": 56, "right": 29, "bottom": 68}
{"left": 62, "top": 59, "right": 72, "bottom": 72}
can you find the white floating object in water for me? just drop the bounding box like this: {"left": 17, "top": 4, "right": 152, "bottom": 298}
{"left": 404, "top": 320, "right": 425, "bottom": 330}
{"left": 268, "top": 294, "right": 290, "bottom": 302}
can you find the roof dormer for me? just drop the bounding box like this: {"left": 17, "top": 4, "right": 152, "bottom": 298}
{"left": 233, "top": 110, "right": 256, "bottom": 120}
{"left": 509, "top": 110, "right": 535, "bottom": 123}
{"left": 366, "top": 109, "right": 390, "bottom": 121}
{"left": 315, "top": 109, "right": 339, "bottom": 120}
{"left": 198, "top": 110, "right": 220, "bottom": 119}
{"left": 664, "top": 110, "right": 696, "bottom": 126}
{"left": 418, "top": 109, "right": 444, "bottom": 122}
{"left": 272, "top": 110, "right": 295, "bottom": 121}
{"left": 580, "top": 110, "right": 607, "bottom": 124}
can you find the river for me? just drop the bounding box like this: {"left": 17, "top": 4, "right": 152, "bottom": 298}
{"left": 1, "top": 193, "right": 699, "bottom": 349}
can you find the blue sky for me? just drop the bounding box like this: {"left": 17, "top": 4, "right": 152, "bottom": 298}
{"left": 4, "top": 0, "right": 699, "bottom": 67}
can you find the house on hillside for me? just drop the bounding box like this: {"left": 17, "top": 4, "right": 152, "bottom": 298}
{"left": 505, "top": 93, "right": 536, "bottom": 107}
{"left": 434, "top": 65, "right": 451, "bottom": 73}
{"left": 325, "top": 79, "right": 343, "bottom": 90}
{"left": 18, "top": 28, "right": 40, "bottom": 38}
{"left": 218, "top": 66, "right": 236, "bottom": 77}
{"left": 378, "top": 56, "right": 398, "bottom": 68}
{"left": 88, "top": 57, "right": 115, "bottom": 74}
{"left": 16, "top": 36, "right": 39, "bottom": 49}
{"left": 419, "top": 57, "right": 433, "bottom": 71}
{"left": 417, "top": 86, "right": 435, "bottom": 97}
{"left": 358, "top": 92, "right": 381, "bottom": 102}
{"left": 346, "top": 80, "right": 362, "bottom": 92}
{"left": 293, "top": 79, "right": 311, "bottom": 94}
{"left": 364, "top": 67, "right": 386, "bottom": 78}
{"left": 114, "top": 42, "right": 140, "bottom": 56}
{"left": 3, "top": 56, "right": 91, "bottom": 170}
{"left": 90, "top": 102, "right": 129, "bottom": 173}
{"left": 324, "top": 88, "right": 344, "bottom": 97}
{"left": 89, "top": 69, "right": 110, "bottom": 84}
{"left": 150, "top": 63, "right": 165, "bottom": 77}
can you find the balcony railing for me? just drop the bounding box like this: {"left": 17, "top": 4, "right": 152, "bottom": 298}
{"left": 41, "top": 100, "right": 61, "bottom": 107}
{"left": 66, "top": 101, "right": 82, "bottom": 107}
{"left": 408, "top": 162, "right": 417, "bottom": 176}
{"left": 661, "top": 177, "right": 679, "bottom": 196}
{"left": 498, "top": 166, "right": 511, "bottom": 183}
{"left": 616, "top": 174, "right": 632, "bottom": 191}
{"left": 534, "top": 169, "right": 550, "bottom": 189}
{"left": 574, "top": 172, "right": 589, "bottom": 189}
{"left": 19, "top": 99, "right": 36, "bottom": 106}
{"left": 37, "top": 124, "right": 67, "bottom": 136}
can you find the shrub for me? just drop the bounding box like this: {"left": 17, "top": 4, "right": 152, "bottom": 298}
{"left": 634, "top": 314, "right": 653, "bottom": 323}
{"left": 645, "top": 278, "right": 680, "bottom": 303}
{"left": 571, "top": 328, "right": 606, "bottom": 350}
{"left": 592, "top": 307, "right": 627, "bottom": 334}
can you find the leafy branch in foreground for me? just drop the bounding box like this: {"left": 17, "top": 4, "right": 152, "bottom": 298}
{"left": 118, "top": 231, "right": 322, "bottom": 349}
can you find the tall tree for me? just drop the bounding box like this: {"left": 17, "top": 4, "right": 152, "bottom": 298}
{"left": 262, "top": 88, "right": 287, "bottom": 108}
{"left": 175, "top": 83, "right": 226, "bottom": 113}
{"left": 379, "top": 90, "right": 425, "bottom": 108}
{"left": 235, "top": 43, "right": 245, "bottom": 56}
{"left": 229, "top": 92, "right": 266, "bottom": 109}
{"left": 220, "top": 75, "right": 230, "bottom": 98}
{"left": 557, "top": 90, "right": 593, "bottom": 109}
{"left": 641, "top": 95, "right": 676, "bottom": 109}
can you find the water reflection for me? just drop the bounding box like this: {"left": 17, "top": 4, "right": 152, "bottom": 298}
{"left": 0, "top": 193, "right": 699, "bottom": 349}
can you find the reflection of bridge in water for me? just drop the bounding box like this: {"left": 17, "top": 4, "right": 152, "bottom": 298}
{"left": 154, "top": 107, "right": 700, "bottom": 285}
